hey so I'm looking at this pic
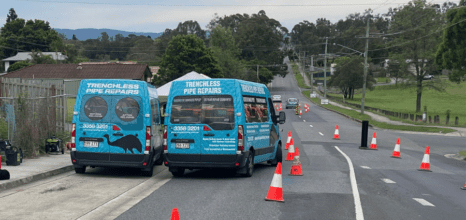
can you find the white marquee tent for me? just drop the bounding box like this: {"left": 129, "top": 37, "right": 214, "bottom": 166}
{"left": 156, "top": 71, "right": 210, "bottom": 96}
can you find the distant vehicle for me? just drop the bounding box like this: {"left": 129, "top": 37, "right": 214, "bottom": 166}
{"left": 423, "top": 75, "right": 434, "bottom": 80}
{"left": 286, "top": 98, "right": 299, "bottom": 109}
{"left": 272, "top": 95, "right": 282, "bottom": 103}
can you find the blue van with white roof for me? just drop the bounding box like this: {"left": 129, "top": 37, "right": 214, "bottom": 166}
{"left": 163, "top": 79, "right": 286, "bottom": 177}
{"left": 70, "top": 79, "right": 164, "bottom": 176}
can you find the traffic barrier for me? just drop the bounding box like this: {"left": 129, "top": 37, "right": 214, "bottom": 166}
{"left": 170, "top": 208, "right": 180, "bottom": 220}
{"left": 0, "top": 156, "right": 11, "bottom": 180}
{"left": 369, "top": 132, "right": 377, "bottom": 150}
{"left": 461, "top": 182, "right": 466, "bottom": 190}
{"left": 289, "top": 147, "right": 303, "bottom": 176}
{"left": 285, "top": 131, "right": 292, "bottom": 150}
{"left": 391, "top": 138, "right": 401, "bottom": 158}
{"left": 265, "top": 162, "right": 284, "bottom": 202}
{"left": 333, "top": 125, "right": 340, "bottom": 140}
{"left": 418, "top": 146, "right": 432, "bottom": 172}
{"left": 286, "top": 141, "right": 295, "bottom": 161}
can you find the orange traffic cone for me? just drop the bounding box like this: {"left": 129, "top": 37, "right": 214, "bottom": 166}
{"left": 285, "top": 131, "right": 292, "bottom": 150}
{"left": 369, "top": 132, "right": 377, "bottom": 150}
{"left": 391, "top": 138, "right": 401, "bottom": 158}
{"left": 265, "top": 162, "right": 284, "bottom": 202}
{"left": 286, "top": 140, "right": 295, "bottom": 161}
{"left": 280, "top": 103, "right": 282, "bottom": 111}
{"left": 461, "top": 182, "right": 466, "bottom": 190}
{"left": 304, "top": 107, "right": 309, "bottom": 113}
{"left": 170, "top": 208, "right": 180, "bottom": 220}
{"left": 333, "top": 125, "right": 340, "bottom": 139}
{"left": 299, "top": 109, "right": 302, "bottom": 115}
{"left": 418, "top": 146, "right": 432, "bottom": 172}
{"left": 289, "top": 147, "right": 303, "bottom": 176}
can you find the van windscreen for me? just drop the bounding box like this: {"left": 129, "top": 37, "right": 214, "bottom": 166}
{"left": 170, "top": 95, "right": 235, "bottom": 130}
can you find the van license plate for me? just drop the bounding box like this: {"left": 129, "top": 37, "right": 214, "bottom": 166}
{"left": 84, "top": 141, "right": 99, "bottom": 148}
{"left": 175, "top": 143, "right": 190, "bottom": 149}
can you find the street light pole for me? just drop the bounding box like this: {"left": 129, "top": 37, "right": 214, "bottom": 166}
{"left": 324, "top": 37, "right": 328, "bottom": 99}
{"left": 257, "top": 65, "right": 259, "bottom": 83}
{"left": 361, "top": 18, "right": 370, "bottom": 115}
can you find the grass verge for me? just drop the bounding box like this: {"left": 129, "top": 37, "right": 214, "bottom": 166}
{"left": 291, "top": 62, "right": 311, "bottom": 89}
{"left": 375, "top": 77, "right": 390, "bottom": 83}
{"left": 303, "top": 91, "right": 457, "bottom": 133}
{"left": 459, "top": 150, "right": 466, "bottom": 157}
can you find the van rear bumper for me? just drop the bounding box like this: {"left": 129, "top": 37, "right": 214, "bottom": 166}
{"left": 163, "top": 152, "right": 248, "bottom": 169}
{"left": 71, "top": 151, "right": 153, "bottom": 169}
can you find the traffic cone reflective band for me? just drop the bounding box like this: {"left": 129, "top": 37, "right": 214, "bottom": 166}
{"left": 333, "top": 125, "right": 340, "bottom": 139}
{"left": 280, "top": 103, "right": 282, "bottom": 111}
{"left": 418, "top": 146, "right": 432, "bottom": 172}
{"left": 286, "top": 141, "right": 295, "bottom": 161}
{"left": 265, "top": 162, "right": 284, "bottom": 202}
{"left": 305, "top": 107, "right": 309, "bottom": 113}
{"left": 299, "top": 109, "right": 302, "bottom": 115}
{"left": 290, "top": 147, "right": 303, "bottom": 176}
{"left": 369, "top": 132, "right": 377, "bottom": 150}
{"left": 285, "top": 132, "right": 292, "bottom": 150}
{"left": 170, "top": 208, "right": 180, "bottom": 220}
{"left": 461, "top": 182, "right": 466, "bottom": 190}
{"left": 391, "top": 138, "right": 401, "bottom": 158}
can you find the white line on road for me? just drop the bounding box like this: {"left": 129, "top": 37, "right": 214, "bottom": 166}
{"left": 413, "top": 198, "right": 435, "bottom": 207}
{"left": 303, "top": 120, "right": 306, "bottom": 122}
{"left": 318, "top": 132, "right": 324, "bottom": 136}
{"left": 381, "top": 178, "right": 396, "bottom": 183}
{"left": 335, "top": 146, "right": 364, "bottom": 220}
{"left": 360, "top": 166, "right": 371, "bottom": 169}
{"left": 310, "top": 125, "right": 313, "bottom": 127}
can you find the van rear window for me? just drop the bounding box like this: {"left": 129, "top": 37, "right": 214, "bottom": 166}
{"left": 84, "top": 97, "right": 108, "bottom": 121}
{"left": 170, "top": 95, "right": 234, "bottom": 130}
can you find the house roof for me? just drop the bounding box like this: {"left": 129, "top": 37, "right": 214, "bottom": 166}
{"left": 2, "top": 52, "right": 67, "bottom": 61}
{"left": 157, "top": 71, "right": 210, "bottom": 96}
{"left": 2, "top": 63, "right": 149, "bottom": 80}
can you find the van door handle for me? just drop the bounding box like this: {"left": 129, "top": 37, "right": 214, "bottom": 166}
{"left": 204, "top": 133, "right": 215, "bottom": 136}
{"left": 113, "top": 132, "right": 123, "bottom": 136}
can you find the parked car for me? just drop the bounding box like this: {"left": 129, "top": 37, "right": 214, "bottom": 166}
{"left": 272, "top": 95, "right": 282, "bottom": 103}
{"left": 423, "top": 75, "right": 434, "bottom": 80}
{"left": 286, "top": 98, "right": 299, "bottom": 109}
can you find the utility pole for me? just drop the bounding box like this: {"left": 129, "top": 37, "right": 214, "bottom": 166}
{"left": 256, "top": 65, "right": 259, "bottom": 83}
{"left": 324, "top": 37, "right": 328, "bottom": 99}
{"left": 310, "top": 55, "right": 314, "bottom": 92}
{"left": 361, "top": 18, "right": 370, "bottom": 115}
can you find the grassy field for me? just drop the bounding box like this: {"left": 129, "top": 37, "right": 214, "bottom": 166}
{"left": 375, "top": 77, "right": 390, "bottom": 83}
{"left": 326, "top": 80, "right": 466, "bottom": 126}
{"left": 67, "top": 97, "right": 76, "bottom": 122}
{"left": 291, "top": 62, "right": 311, "bottom": 89}
{"left": 303, "top": 90, "right": 457, "bottom": 133}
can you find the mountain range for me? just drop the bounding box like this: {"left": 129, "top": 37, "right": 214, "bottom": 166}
{"left": 54, "top": 28, "right": 163, "bottom": 41}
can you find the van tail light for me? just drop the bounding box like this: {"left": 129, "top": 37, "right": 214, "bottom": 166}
{"left": 163, "top": 126, "right": 167, "bottom": 151}
{"left": 238, "top": 125, "right": 244, "bottom": 152}
{"left": 113, "top": 125, "right": 120, "bottom": 131}
{"left": 71, "top": 123, "right": 76, "bottom": 151}
{"left": 203, "top": 125, "right": 211, "bottom": 131}
{"left": 145, "top": 126, "right": 151, "bottom": 154}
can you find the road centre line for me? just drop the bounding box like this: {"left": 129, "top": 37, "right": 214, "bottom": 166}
{"left": 318, "top": 132, "right": 324, "bottom": 136}
{"left": 360, "top": 166, "right": 371, "bottom": 169}
{"left": 335, "top": 146, "right": 364, "bottom": 220}
{"left": 413, "top": 198, "right": 435, "bottom": 207}
{"left": 303, "top": 120, "right": 306, "bottom": 122}
{"left": 381, "top": 178, "right": 396, "bottom": 183}
{"left": 310, "top": 125, "right": 313, "bottom": 127}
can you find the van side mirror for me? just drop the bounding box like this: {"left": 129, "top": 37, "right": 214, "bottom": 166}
{"left": 278, "top": 112, "right": 286, "bottom": 124}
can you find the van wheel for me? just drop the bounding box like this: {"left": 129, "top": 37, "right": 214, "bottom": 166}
{"left": 75, "top": 166, "right": 86, "bottom": 174}
{"left": 270, "top": 144, "right": 282, "bottom": 165}
{"left": 244, "top": 151, "right": 254, "bottom": 177}
{"left": 171, "top": 168, "right": 185, "bottom": 177}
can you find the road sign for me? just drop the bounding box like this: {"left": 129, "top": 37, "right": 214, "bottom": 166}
{"left": 321, "top": 99, "right": 329, "bottom": 105}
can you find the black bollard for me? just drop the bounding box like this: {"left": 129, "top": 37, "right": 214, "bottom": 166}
{"left": 359, "top": 120, "right": 369, "bottom": 149}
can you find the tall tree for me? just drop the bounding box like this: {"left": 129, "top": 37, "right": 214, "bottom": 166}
{"left": 154, "top": 35, "right": 221, "bottom": 85}
{"left": 388, "top": 0, "right": 443, "bottom": 112}
{"left": 435, "top": 0, "right": 466, "bottom": 83}
{"left": 210, "top": 25, "right": 246, "bottom": 79}
{"left": 6, "top": 8, "right": 18, "bottom": 23}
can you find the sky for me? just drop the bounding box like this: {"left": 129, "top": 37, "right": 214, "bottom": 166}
{"left": 1, "top": 0, "right": 458, "bottom": 33}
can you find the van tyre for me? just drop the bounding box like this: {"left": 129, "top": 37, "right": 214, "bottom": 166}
{"left": 270, "top": 144, "right": 282, "bottom": 165}
{"left": 244, "top": 151, "right": 254, "bottom": 177}
{"left": 75, "top": 166, "right": 86, "bottom": 174}
{"left": 171, "top": 168, "right": 185, "bottom": 177}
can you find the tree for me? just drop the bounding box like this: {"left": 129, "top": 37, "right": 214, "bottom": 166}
{"left": 388, "top": 0, "right": 443, "bottom": 112}
{"left": 6, "top": 8, "right": 18, "bottom": 23}
{"left": 435, "top": 0, "right": 466, "bottom": 83}
{"left": 7, "top": 60, "right": 32, "bottom": 72}
{"left": 210, "top": 25, "right": 246, "bottom": 79}
{"left": 72, "top": 34, "right": 78, "bottom": 41}
{"left": 154, "top": 35, "right": 222, "bottom": 85}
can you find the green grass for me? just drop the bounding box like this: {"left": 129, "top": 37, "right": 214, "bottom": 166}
{"left": 67, "top": 97, "right": 76, "bottom": 122}
{"left": 459, "top": 150, "right": 466, "bottom": 157}
{"left": 375, "top": 77, "right": 390, "bottom": 84}
{"left": 303, "top": 90, "right": 457, "bottom": 133}
{"left": 291, "top": 62, "right": 311, "bottom": 89}
{"left": 313, "top": 76, "right": 332, "bottom": 81}
{"left": 325, "top": 80, "right": 466, "bottom": 127}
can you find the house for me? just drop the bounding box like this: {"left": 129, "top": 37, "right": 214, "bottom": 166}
{"left": 2, "top": 52, "right": 67, "bottom": 72}
{"left": 383, "top": 59, "right": 429, "bottom": 76}
{"left": 1, "top": 63, "right": 152, "bottom": 95}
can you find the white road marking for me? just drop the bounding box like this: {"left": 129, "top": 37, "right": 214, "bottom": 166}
{"left": 303, "top": 120, "right": 306, "bottom": 122}
{"left": 318, "top": 132, "right": 324, "bottom": 136}
{"left": 310, "top": 125, "right": 313, "bottom": 127}
{"left": 360, "top": 166, "right": 371, "bottom": 169}
{"left": 335, "top": 146, "right": 364, "bottom": 220}
{"left": 299, "top": 116, "right": 301, "bottom": 118}
{"left": 381, "top": 178, "right": 396, "bottom": 183}
{"left": 413, "top": 198, "right": 435, "bottom": 207}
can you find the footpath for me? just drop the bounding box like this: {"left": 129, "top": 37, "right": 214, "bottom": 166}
{"left": 0, "top": 151, "right": 73, "bottom": 191}
{"left": 295, "top": 63, "right": 466, "bottom": 137}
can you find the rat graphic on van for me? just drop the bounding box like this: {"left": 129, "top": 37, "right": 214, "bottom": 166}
{"left": 71, "top": 79, "right": 164, "bottom": 176}
{"left": 163, "top": 79, "right": 286, "bottom": 177}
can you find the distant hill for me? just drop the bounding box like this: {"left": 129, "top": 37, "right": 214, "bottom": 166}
{"left": 54, "top": 28, "right": 163, "bottom": 40}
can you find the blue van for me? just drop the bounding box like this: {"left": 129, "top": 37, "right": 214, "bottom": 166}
{"left": 70, "top": 79, "right": 164, "bottom": 176}
{"left": 163, "top": 79, "right": 286, "bottom": 177}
